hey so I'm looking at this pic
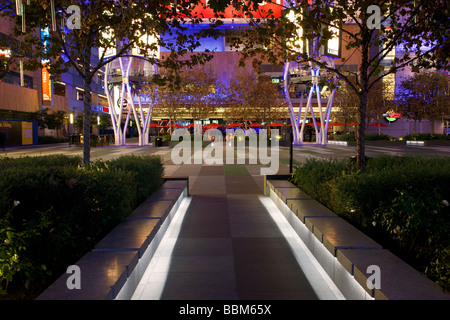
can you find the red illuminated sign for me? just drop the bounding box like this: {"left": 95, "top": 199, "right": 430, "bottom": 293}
{"left": 42, "top": 66, "right": 52, "bottom": 102}
{"left": 188, "top": 0, "right": 282, "bottom": 19}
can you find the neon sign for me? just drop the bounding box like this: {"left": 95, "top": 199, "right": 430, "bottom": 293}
{"left": 384, "top": 110, "right": 402, "bottom": 122}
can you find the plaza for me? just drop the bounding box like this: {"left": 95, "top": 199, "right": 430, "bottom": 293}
{"left": 2, "top": 140, "right": 449, "bottom": 300}
{"left": 0, "top": 0, "right": 449, "bottom": 304}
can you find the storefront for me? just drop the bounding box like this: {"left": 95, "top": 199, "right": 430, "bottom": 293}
{"left": 0, "top": 119, "right": 39, "bottom": 147}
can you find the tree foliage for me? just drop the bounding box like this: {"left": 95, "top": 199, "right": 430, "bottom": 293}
{"left": 0, "top": 0, "right": 226, "bottom": 163}
{"left": 223, "top": 68, "right": 286, "bottom": 124}
{"left": 227, "top": 0, "right": 449, "bottom": 169}
{"left": 397, "top": 70, "right": 450, "bottom": 135}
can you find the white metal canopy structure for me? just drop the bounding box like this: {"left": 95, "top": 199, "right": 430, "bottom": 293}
{"left": 284, "top": 59, "right": 337, "bottom": 145}
{"left": 283, "top": 5, "right": 339, "bottom": 146}
{"left": 104, "top": 56, "right": 157, "bottom": 146}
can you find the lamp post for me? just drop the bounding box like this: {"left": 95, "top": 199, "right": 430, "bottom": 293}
{"left": 69, "top": 112, "right": 74, "bottom": 145}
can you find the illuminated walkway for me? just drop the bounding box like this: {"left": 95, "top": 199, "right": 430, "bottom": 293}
{"left": 130, "top": 163, "right": 345, "bottom": 300}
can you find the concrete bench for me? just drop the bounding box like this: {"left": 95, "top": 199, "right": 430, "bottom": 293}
{"left": 305, "top": 217, "right": 382, "bottom": 256}
{"left": 287, "top": 199, "right": 338, "bottom": 223}
{"left": 37, "top": 178, "right": 189, "bottom": 300}
{"left": 93, "top": 218, "right": 161, "bottom": 259}
{"left": 265, "top": 176, "right": 450, "bottom": 300}
{"left": 337, "top": 249, "right": 449, "bottom": 300}
{"left": 37, "top": 251, "right": 138, "bottom": 300}
{"left": 275, "top": 187, "right": 312, "bottom": 203}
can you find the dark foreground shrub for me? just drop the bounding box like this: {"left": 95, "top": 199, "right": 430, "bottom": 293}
{"left": 291, "top": 155, "right": 450, "bottom": 291}
{"left": 0, "top": 154, "right": 164, "bottom": 298}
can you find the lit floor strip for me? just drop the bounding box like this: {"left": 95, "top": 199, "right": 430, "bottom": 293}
{"left": 131, "top": 196, "right": 192, "bottom": 300}
{"left": 132, "top": 194, "right": 345, "bottom": 300}
{"left": 258, "top": 196, "right": 346, "bottom": 300}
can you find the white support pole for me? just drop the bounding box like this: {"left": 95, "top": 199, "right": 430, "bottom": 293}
{"left": 105, "top": 63, "right": 121, "bottom": 146}
{"left": 297, "top": 92, "right": 304, "bottom": 129}
{"left": 299, "top": 83, "right": 315, "bottom": 144}
{"left": 283, "top": 61, "right": 301, "bottom": 145}
{"left": 106, "top": 56, "right": 157, "bottom": 147}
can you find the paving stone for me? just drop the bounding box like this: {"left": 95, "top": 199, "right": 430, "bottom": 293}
{"left": 276, "top": 187, "right": 313, "bottom": 203}
{"left": 305, "top": 217, "right": 382, "bottom": 256}
{"left": 287, "top": 199, "right": 339, "bottom": 223}
{"left": 147, "top": 188, "right": 184, "bottom": 201}
{"left": 337, "top": 249, "right": 450, "bottom": 300}
{"left": 94, "top": 219, "right": 161, "bottom": 258}
{"left": 160, "top": 180, "right": 188, "bottom": 189}
{"left": 267, "top": 179, "right": 297, "bottom": 189}
{"left": 127, "top": 200, "right": 173, "bottom": 222}
{"left": 37, "top": 251, "right": 138, "bottom": 300}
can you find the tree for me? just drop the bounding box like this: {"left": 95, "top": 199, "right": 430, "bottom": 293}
{"left": 333, "top": 74, "right": 359, "bottom": 132}
{"left": 397, "top": 70, "right": 450, "bottom": 135}
{"left": 223, "top": 68, "right": 286, "bottom": 126}
{"left": 1, "top": 0, "right": 225, "bottom": 164}
{"left": 0, "top": 4, "right": 43, "bottom": 82}
{"left": 154, "top": 79, "right": 186, "bottom": 131}
{"left": 251, "top": 74, "right": 287, "bottom": 124}
{"left": 97, "top": 113, "right": 112, "bottom": 132}
{"left": 230, "top": 0, "right": 449, "bottom": 170}
{"left": 32, "top": 107, "right": 65, "bottom": 137}
{"left": 224, "top": 68, "right": 259, "bottom": 124}
{"left": 182, "top": 64, "right": 221, "bottom": 121}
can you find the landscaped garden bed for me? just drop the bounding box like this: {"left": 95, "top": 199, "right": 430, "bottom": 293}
{"left": 0, "top": 154, "right": 164, "bottom": 299}
{"left": 289, "top": 155, "right": 450, "bottom": 292}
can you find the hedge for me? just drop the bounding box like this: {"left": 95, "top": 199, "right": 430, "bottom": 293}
{"left": 290, "top": 155, "right": 450, "bottom": 291}
{"left": 0, "top": 154, "right": 164, "bottom": 298}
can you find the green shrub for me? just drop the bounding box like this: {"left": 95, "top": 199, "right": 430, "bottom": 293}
{"left": 290, "top": 155, "right": 450, "bottom": 291}
{"left": 329, "top": 133, "right": 355, "bottom": 141}
{"left": 0, "top": 155, "right": 82, "bottom": 169}
{"left": 38, "top": 136, "right": 69, "bottom": 144}
{"left": 291, "top": 157, "right": 354, "bottom": 207}
{"left": 0, "top": 154, "right": 164, "bottom": 298}
{"left": 94, "top": 155, "right": 165, "bottom": 204}
{"left": 365, "top": 133, "right": 394, "bottom": 141}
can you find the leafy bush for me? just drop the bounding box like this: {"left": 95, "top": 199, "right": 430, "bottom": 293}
{"left": 93, "top": 155, "right": 165, "bottom": 204}
{"left": 365, "top": 133, "right": 395, "bottom": 141}
{"left": 0, "top": 154, "right": 164, "bottom": 298}
{"left": 329, "top": 133, "right": 355, "bottom": 141}
{"left": 0, "top": 155, "right": 82, "bottom": 170}
{"left": 38, "top": 136, "right": 69, "bottom": 144}
{"left": 291, "top": 155, "right": 450, "bottom": 291}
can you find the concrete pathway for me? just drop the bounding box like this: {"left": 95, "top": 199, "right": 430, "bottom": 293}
{"left": 131, "top": 160, "right": 344, "bottom": 300}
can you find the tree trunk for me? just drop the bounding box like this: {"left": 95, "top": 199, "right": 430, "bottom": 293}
{"left": 357, "top": 90, "right": 368, "bottom": 171}
{"left": 82, "top": 47, "right": 92, "bottom": 165}
{"left": 83, "top": 77, "right": 92, "bottom": 165}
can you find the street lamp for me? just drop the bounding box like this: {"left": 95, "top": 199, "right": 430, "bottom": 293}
{"left": 69, "top": 112, "right": 74, "bottom": 145}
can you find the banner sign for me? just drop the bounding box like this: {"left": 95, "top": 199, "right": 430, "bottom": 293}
{"left": 41, "top": 28, "right": 52, "bottom": 102}
{"left": 0, "top": 120, "right": 35, "bottom": 146}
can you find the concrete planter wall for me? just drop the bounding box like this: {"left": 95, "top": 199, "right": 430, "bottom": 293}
{"left": 406, "top": 140, "right": 450, "bottom": 146}
{"left": 265, "top": 176, "right": 450, "bottom": 300}
{"left": 328, "top": 140, "right": 407, "bottom": 146}
{"left": 37, "top": 179, "right": 189, "bottom": 300}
